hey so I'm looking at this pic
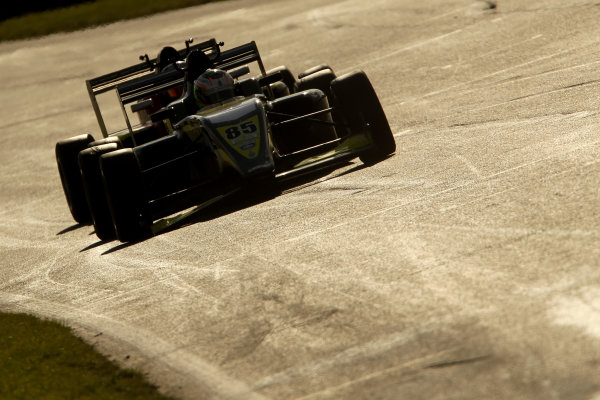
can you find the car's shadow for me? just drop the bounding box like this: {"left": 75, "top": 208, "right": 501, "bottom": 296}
{"left": 57, "top": 223, "right": 86, "bottom": 235}
{"left": 72, "top": 160, "right": 368, "bottom": 254}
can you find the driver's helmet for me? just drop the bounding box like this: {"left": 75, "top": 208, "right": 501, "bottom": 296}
{"left": 193, "top": 69, "right": 235, "bottom": 107}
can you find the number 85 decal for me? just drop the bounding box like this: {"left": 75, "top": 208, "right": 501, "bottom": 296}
{"left": 225, "top": 121, "right": 257, "bottom": 139}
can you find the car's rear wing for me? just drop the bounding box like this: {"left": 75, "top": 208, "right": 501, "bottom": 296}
{"left": 111, "top": 40, "right": 269, "bottom": 140}
{"left": 213, "top": 41, "right": 267, "bottom": 76}
{"left": 116, "top": 41, "right": 268, "bottom": 109}
{"left": 86, "top": 38, "right": 223, "bottom": 137}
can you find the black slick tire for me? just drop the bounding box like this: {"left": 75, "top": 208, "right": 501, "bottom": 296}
{"left": 55, "top": 133, "right": 95, "bottom": 224}
{"left": 100, "top": 149, "right": 150, "bottom": 243}
{"left": 78, "top": 143, "right": 120, "bottom": 241}
{"left": 330, "top": 71, "right": 396, "bottom": 164}
{"left": 265, "top": 66, "right": 296, "bottom": 94}
{"left": 298, "top": 64, "right": 332, "bottom": 79}
{"left": 296, "top": 68, "right": 336, "bottom": 99}
{"left": 88, "top": 135, "right": 123, "bottom": 148}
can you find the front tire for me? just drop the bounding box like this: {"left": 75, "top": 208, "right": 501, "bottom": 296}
{"left": 55, "top": 133, "right": 95, "bottom": 224}
{"left": 330, "top": 71, "right": 396, "bottom": 164}
{"left": 296, "top": 68, "right": 336, "bottom": 99}
{"left": 100, "top": 149, "right": 151, "bottom": 242}
{"left": 269, "top": 90, "right": 337, "bottom": 154}
{"left": 298, "top": 64, "right": 332, "bottom": 79}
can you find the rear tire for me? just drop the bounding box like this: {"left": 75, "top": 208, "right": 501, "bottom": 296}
{"left": 330, "top": 71, "right": 396, "bottom": 164}
{"left": 88, "top": 135, "right": 122, "bottom": 148}
{"left": 265, "top": 65, "right": 296, "bottom": 94}
{"left": 100, "top": 149, "right": 151, "bottom": 242}
{"left": 55, "top": 133, "right": 95, "bottom": 224}
{"left": 78, "top": 143, "right": 121, "bottom": 241}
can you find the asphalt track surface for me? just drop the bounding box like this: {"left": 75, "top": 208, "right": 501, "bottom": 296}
{"left": 1, "top": 0, "right": 600, "bottom": 398}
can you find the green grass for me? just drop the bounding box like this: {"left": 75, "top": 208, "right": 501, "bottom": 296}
{"left": 0, "top": 312, "right": 176, "bottom": 399}
{"left": 0, "top": 0, "right": 224, "bottom": 42}
{"left": 1, "top": 3, "right": 224, "bottom": 397}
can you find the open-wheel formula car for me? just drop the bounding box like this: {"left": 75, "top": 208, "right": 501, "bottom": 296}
{"left": 57, "top": 37, "right": 252, "bottom": 239}
{"left": 56, "top": 37, "right": 396, "bottom": 243}
{"left": 56, "top": 37, "right": 223, "bottom": 224}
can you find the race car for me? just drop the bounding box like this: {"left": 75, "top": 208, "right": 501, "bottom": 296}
{"left": 56, "top": 38, "right": 396, "bottom": 243}
{"left": 56, "top": 38, "right": 226, "bottom": 237}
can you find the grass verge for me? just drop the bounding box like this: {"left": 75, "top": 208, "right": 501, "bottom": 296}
{"left": 1, "top": 2, "right": 226, "bottom": 398}
{"left": 1, "top": 1, "right": 226, "bottom": 397}
{"left": 0, "top": 0, "right": 224, "bottom": 42}
{"left": 0, "top": 312, "right": 175, "bottom": 399}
